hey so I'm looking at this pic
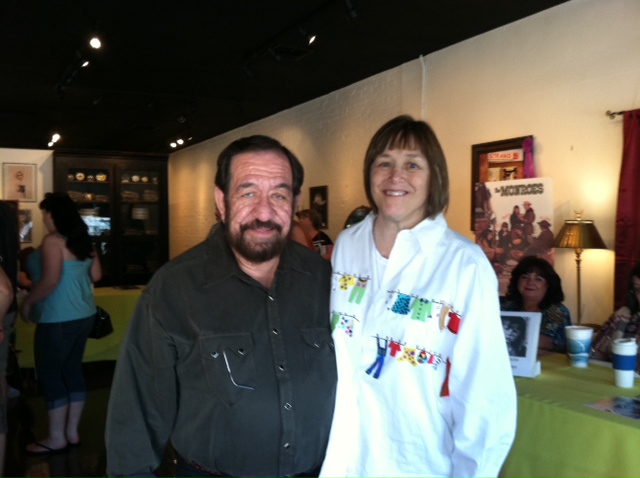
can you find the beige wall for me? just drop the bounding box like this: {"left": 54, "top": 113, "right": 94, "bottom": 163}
{"left": 168, "top": 0, "right": 640, "bottom": 325}
{"left": 2, "top": 1, "right": 638, "bottom": 325}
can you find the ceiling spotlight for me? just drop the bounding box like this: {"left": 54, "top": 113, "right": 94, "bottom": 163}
{"left": 89, "top": 36, "right": 102, "bottom": 49}
{"left": 299, "top": 26, "right": 316, "bottom": 45}
{"left": 81, "top": 59, "right": 90, "bottom": 67}
{"left": 177, "top": 138, "right": 184, "bottom": 145}
{"left": 48, "top": 132, "right": 61, "bottom": 147}
{"left": 170, "top": 142, "right": 177, "bottom": 148}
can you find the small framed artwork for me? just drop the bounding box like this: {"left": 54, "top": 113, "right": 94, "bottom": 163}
{"left": 471, "top": 136, "right": 533, "bottom": 229}
{"left": 18, "top": 209, "right": 33, "bottom": 243}
{"left": 309, "top": 185, "right": 328, "bottom": 229}
{"left": 3, "top": 163, "right": 37, "bottom": 202}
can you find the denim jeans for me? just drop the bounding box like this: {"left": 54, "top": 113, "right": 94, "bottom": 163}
{"left": 34, "top": 315, "right": 93, "bottom": 410}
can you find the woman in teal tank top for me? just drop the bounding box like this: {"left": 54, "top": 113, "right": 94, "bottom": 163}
{"left": 21, "top": 193, "right": 102, "bottom": 455}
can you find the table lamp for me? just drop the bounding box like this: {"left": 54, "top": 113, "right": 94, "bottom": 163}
{"left": 553, "top": 212, "right": 607, "bottom": 325}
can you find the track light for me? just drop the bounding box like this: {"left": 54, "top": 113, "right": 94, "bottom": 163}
{"left": 89, "top": 36, "right": 102, "bottom": 49}
{"left": 48, "top": 132, "right": 61, "bottom": 148}
{"left": 298, "top": 26, "right": 316, "bottom": 45}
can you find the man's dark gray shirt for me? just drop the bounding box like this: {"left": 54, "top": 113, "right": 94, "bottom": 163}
{"left": 106, "top": 227, "right": 337, "bottom": 476}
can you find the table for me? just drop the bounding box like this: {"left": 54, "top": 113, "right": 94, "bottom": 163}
{"left": 14, "top": 286, "right": 143, "bottom": 368}
{"left": 500, "top": 353, "right": 640, "bottom": 477}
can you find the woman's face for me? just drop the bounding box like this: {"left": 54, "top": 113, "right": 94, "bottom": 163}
{"left": 517, "top": 271, "right": 548, "bottom": 307}
{"left": 370, "top": 148, "right": 430, "bottom": 229}
{"left": 513, "top": 206, "right": 520, "bottom": 214}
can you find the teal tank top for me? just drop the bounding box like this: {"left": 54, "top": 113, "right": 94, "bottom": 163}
{"left": 26, "top": 249, "right": 96, "bottom": 323}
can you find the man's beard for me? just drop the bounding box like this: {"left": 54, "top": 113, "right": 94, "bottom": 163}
{"left": 226, "top": 219, "right": 288, "bottom": 263}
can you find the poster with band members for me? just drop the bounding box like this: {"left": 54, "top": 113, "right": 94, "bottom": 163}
{"left": 474, "top": 177, "right": 554, "bottom": 297}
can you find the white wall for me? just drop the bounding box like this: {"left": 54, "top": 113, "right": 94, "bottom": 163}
{"left": 0, "top": 149, "right": 53, "bottom": 248}
{"left": 168, "top": 0, "right": 640, "bottom": 325}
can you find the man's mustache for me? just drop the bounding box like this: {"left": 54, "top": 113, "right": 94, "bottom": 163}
{"left": 240, "top": 220, "right": 283, "bottom": 233}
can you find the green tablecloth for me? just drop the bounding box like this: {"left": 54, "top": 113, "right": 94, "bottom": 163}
{"left": 500, "top": 353, "right": 640, "bottom": 477}
{"left": 14, "top": 286, "right": 142, "bottom": 368}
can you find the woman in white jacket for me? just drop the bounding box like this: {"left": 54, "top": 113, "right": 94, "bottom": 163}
{"left": 320, "top": 115, "right": 517, "bottom": 478}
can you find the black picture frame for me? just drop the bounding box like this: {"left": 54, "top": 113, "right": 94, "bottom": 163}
{"left": 471, "top": 135, "right": 533, "bottom": 230}
{"left": 309, "top": 185, "right": 328, "bottom": 229}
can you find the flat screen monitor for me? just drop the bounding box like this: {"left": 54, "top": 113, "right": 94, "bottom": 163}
{"left": 82, "top": 216, "right": 111, "bottom": 236}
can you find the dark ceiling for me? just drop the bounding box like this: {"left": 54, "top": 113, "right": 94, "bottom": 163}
{"left": 0, "top": 0, "right": 568, "bottom": 155}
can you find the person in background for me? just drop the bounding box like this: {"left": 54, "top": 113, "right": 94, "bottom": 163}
{"left": 18, "top": 246, "right": 35, "bottom": 291}
{"left": 320, "top": 115, "right": 516, "bottom": 477}
{"left": 591, "top": 262, "right": 640, "bottom": 367}
{"left": 502, "top": 255, "right": 571, "bottom": 353}
{"left": 20, "top": 193, "right": 102, "bottom": 455}
{"left": 0, "top": 200, "right": 20, "bottom": 476}
{"left": 290, "top": 220, "right": 314, "bottom": 250}
{"left": 106, "top": 135, "right": 336, "bottom": 477}
{"left": 296, "top": 208, "right": 334, "bottom": 260}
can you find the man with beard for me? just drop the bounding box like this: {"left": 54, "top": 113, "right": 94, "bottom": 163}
{"left": 106, "top": 136, "right": 337, "bottom": 477}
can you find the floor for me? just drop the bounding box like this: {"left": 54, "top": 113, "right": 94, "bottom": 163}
{"left": 6, "top": 361, "right": 174, "bottom": 477}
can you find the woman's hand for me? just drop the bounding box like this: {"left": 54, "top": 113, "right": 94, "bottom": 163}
{"left": 20, "top": 300, "right": 33, "bottom": 323}
{"left": 613, "top": 306, "right": 632, "bottom": 322}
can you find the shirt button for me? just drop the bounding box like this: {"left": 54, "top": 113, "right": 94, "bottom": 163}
{"left": 283, "top": 443, "right": 290, "bottom": 449}
{"left": 272, "top": 328, "right": 279, "bottom": 335}
{"left": 278, "top": 364, "right": 285, "bottom": 371}
{"left": 284, "top": 403, "right": 292, "bottom": 410}
{"left": 268, "top": 295, "right": 275, "bottom": 301}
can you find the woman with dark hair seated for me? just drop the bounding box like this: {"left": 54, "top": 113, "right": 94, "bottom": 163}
{"left": 591, "top": 263, "right": 640, "bottom": 366}
{"left": 502, "top": 255, "right": 572, "bottom": 352}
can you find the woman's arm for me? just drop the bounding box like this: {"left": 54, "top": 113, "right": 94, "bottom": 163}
{"left": 0, "top": 265, "right": 13, "bottom": 343}
{"left": 21, "top": 234, "right": 64, "bottom": 322}
{"left": 90, "top": 247, "right": 102, "bottom": 283}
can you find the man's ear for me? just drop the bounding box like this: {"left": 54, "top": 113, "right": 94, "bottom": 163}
{"left": 214, "top": 187, "right": 226, "bottom": 223}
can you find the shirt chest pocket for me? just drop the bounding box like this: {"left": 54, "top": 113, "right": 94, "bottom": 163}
{"left": 199, "top": 333, "right": 256, "bottom": 408}
{"left": 301, "top": 327, "right": 336, "bottom": 373}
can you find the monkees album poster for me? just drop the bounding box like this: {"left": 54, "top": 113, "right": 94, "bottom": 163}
{"left": 474, "top": 177, "right": 554, "bottom": 296}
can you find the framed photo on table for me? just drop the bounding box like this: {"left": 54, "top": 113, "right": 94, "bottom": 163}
{"left": 501, "top": 311, "right": 542, "bottom": 378}
{"left": 3, "top": 163, "right": 37, "bottom": 202}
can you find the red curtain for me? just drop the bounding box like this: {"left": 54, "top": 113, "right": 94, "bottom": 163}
{"left": 614, "top": 109, "right": 640, "bottom": 308}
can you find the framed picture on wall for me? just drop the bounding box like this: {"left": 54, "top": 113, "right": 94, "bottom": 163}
{"left": 309, "top": 185, "right": 328, "bottom": 229}
{"left": 18, "top": 209, "right": 33, "bottom": 243}
{"left": 471, "top": 136, "right": 533, "bottom": 230}
{"left": 2, "top": 163, "right": 37, "bottom": 202}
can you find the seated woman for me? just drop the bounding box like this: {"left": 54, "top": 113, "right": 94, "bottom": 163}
{"left": 591, "top": 262, "right": 640, "bottom": 365}
{"left": 502, "top": 255, "right": 572, "bottom": 352}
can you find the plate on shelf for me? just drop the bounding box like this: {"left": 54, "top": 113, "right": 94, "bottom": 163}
{"left": 121, "top": 173, "right": 130, "bottom": 183}
{"left": 75, "top": 172, "right": 85, "bottom": 181}
{"left": 96, "top": 173, "right": 107, "bottom": 182}
{"left": 131, "top": 175, "right": 141, "bottom": 182}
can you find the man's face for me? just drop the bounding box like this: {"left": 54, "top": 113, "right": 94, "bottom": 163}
{"left": 215, "top": 150, "right": 297, "bottom": 263}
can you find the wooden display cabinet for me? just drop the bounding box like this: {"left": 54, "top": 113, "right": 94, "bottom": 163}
{"left": 53, "top": 150, "right": 168, "bottom": 286}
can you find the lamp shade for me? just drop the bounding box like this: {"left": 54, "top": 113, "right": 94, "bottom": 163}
{"left": 553, "top": 219, "right": 607, "bottom": 250}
